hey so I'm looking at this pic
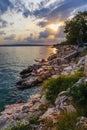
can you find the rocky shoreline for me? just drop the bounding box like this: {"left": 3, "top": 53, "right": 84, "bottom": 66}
{"left": 0, "top": 45, "right": 87, "bottom": 130}
{"left": 17, "top": 45, "right": 79, "bottom": 90}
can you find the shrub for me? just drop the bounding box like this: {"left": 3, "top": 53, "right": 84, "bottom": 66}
{"left": 28, "top": 114, "right": 39, "bottom": 125}
{"left": 41, "top": 118, "right": 53, "bottom": 128}
{"left": 68, "top": 83, "right": 87, "bottom": 106}
{"left": 39, "top": 104, "right": 48, "bottom": 112}
{"left": 56, "top": 112, "right": 78, "bottom": 130}
{"left": 5, "top": 121, "right": 29, "bottom": 130}
{"left": 43, "top": 69, "right": 84, "bottom": 103}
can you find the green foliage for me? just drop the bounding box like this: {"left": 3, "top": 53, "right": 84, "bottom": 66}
{"left": 5, "top": 121, "right": 29, "bottom": 130}
{"left": 56, "top": 112, "right": 78, "bottom": 130}
{"left": 43, "top": 69, "right": 84, "bottom": 103}
{"left": 64, "top": 11, "right": 87, "bottom": 45}
{"left": 68, "top": 82, "right": 87, "bottom": 106}
{"left": 39, "top": 104, "right": 48, "bottom": 112}
{"left": 41, "top": 118, "right": 53, "bottom": 128}
{"left": 28, "top": 114, "right": 39, "bottom": 125}
{"left": 79, "top": 48, "right": 87, "bottom": 57}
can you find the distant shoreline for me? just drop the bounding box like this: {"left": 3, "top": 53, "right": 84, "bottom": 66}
{"left": 0, "top": 44, "right": 52, "bottom": 47}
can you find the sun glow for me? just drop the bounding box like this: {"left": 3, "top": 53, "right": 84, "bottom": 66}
{"left": 48, "top": 22, "right": 64, "bottom": 31}
{"left": 49, "top": 24, "right": 59, "bottom": 31}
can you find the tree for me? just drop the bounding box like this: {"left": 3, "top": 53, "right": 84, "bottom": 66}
{"left": 64, "top": 11, "right": 87, "bottom": 45}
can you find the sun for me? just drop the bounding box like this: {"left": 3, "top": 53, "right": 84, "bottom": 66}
{"left": 49, "top": 24, "right": 59, "bottom": 31}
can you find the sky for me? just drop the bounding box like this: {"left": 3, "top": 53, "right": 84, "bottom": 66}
{"left": 0, "top": 0, "right": 87, "bottom": 45}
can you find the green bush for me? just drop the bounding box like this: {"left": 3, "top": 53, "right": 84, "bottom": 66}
{"left": 28, "top": 114, "right": 39, "bottom": 125}
{"left": 39, "top": 104, "right": 48, "bottom": 112}
{"left": 41, "top": 118, "right": 53, "bottom": 128}
{"left": 56, "top": 112, "right": 78, "bottom": 130}
{"left": 68, "top": 83, "right": 87, "bottom": 106}
{"left": 43, "top": 69, "right": 84, "bottom": 103}
{"left": 5, "top": 122, "right": 29, "bottom": 130}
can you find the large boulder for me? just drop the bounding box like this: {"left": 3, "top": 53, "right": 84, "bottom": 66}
{"left": 55, "top": 91, "right": 76, "bottom": 113}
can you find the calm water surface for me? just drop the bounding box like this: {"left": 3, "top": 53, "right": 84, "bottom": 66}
{"left": 0, "top": 46, "right": 53, "bottom": 111}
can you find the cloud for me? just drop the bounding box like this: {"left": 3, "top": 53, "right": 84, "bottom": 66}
{"left": 0, "top": 19, "right": 8, "bottom": 28}
{"left": 0, "top": 0, "right": 87, "bottom": 44}
{"left": 0, "top": 31, "right": 6, "bottom": 35}
{"left": 47, "top": 0, "right": 87, "bottom": 20}
{"left": 10, "top": 22, "right": 14, "bottom": 26}
{"left": 0, "top": 0, "right": 13, "bottom": 14}
{"left": 34, "top": 7, "right": 50, "bottom": 18}
{"left": 25, "top": 33, "right": 43, "bottom": 43}
{"left": 39, "top": 29, "right": 51, "bottom": 38}
{"left": 37, "top": 21, "right": 48, "bottom": 27}
{"left": 4, "top": 34, "right": 16, "bottom": 40}
{"left": 34, "top": 0, "right": 87, "bottom": 21}
{"left": 55, "top": 26, "right": 65, "bottom": 38}
{"left": 23, "top": 9, "right": 31, "bottom": 18}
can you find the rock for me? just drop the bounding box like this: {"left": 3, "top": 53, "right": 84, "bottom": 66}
{"left": 75, "top": 77, "right": 85, "bottom": 85}
{"left": 84, "top": 55, "right": 87, "bottom": 77}
{"left": 0, "top": 116, "right": 10, "bottom": 130}
{"left": 64, "top": 105, "right": 76, "bottom": 113}
{"left": 21, "top": 73, "right": 31, "bottom": 79}
{"left": 20, "top": 67, "right": 32, "bottom": 75}
{"left": 55, "top": 91, "right": 76, "bottom": 112}
{"left": 40, "top": 107, "right": 56, "bottom": 119}
{"left": 64, "top": 66, "right": 72, "bottom": 72}
{"left": 28, "top": 93, "right": 41, "bottom": 103}
{"left": 18, "top": 77, "right": 38, "bottom": 89}
{"left": 51, "top": 75, "right": 58, "bottom": 78}
{"left": 13, "top": 112, "right": 28, "bottom": 121}
{"left": 77, "top": 56, "right": 85, "bottom": 67}
{"left": 40, "top": 95, "right": 49, "bottom": 105}
{"left": 31, "top": 102, "right": 41, "bottom": 111}
{"left": 47, "top": 54, "right": 57, "bottom": 61}
{"left": 55, "top": 91, "right": 68, "bottom": 107}
{"left": 58, "top": 91, "right": 67, "bottom": 97}
{"left": 76, "top": 116, "right": 87, "bottom": 129}
{"left": 22, "top": 105, "right": 30, "bottom": 112}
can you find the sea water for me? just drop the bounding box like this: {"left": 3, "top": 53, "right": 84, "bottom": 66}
{"left": 0, "top": 46, "right": 53, "bottom": 111}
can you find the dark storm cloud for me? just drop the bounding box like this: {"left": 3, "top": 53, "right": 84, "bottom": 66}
{"left": 0, "top": 0, "right": 13, "bottom": 14}
{"left": 4, "top": 34, "right": 15, "bottom": 40}
{"left": 0, "top": 19, "right": 8, "bottom": 28}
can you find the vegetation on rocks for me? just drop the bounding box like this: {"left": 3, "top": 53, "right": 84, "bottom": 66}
{"left": 28, "top": 114, "right": 39, "bottom": 125}
{"left": 5, "top": 121, "right": 29, "bottom": 130}
{"left": 55, "top": 112, "right": 78, "bottom": 130}
{"left": 68, "top": 83, "right": 87, "bottom": 106}
{"left": 43, "top": 69, "right": 84, "bottom": 103}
